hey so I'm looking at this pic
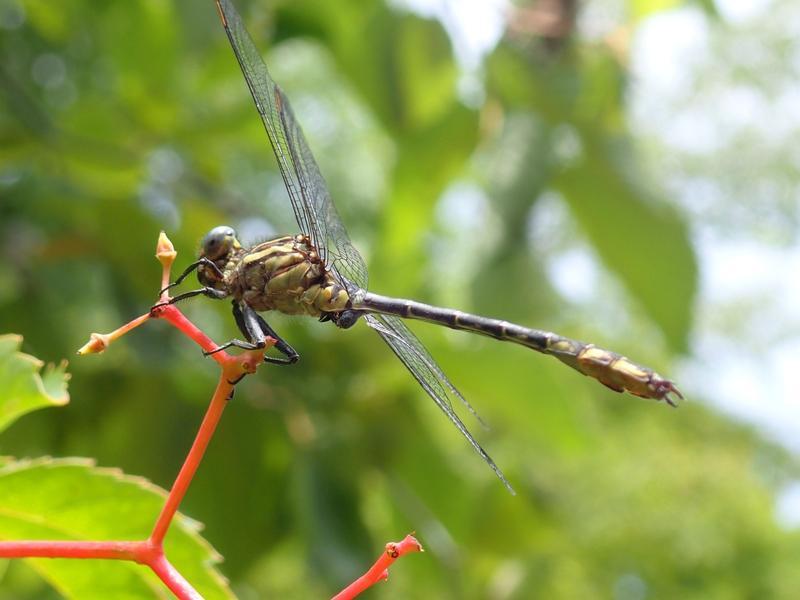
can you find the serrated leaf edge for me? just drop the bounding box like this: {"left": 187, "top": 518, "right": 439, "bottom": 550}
{"left": 0, "top": 456, "right": 231, "bottom": 595}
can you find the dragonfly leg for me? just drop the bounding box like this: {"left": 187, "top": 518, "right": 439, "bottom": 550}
{"left": 151, "top": 287, "right": 229, "bottom": 314}
{"left": 252, "top": 314, "right": 300, "bottom": 365}
{"left": 203, "top": 337, "right": 262, "bottom": 356}
{"left": 204, "top": 302, "right": 265, "bottom": 355}
{"left": 225, "top": 302, "right": 300, "bottom": 366}
{"left": 159, "top": 258, "right": 223, "bottom": 295}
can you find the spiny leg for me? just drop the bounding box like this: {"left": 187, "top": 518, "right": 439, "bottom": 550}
{"left": 208, "top": 302, "right": 269, "bottom": 385}
{"left": 159, "top": 258, "right": 224, "bottom": 296}
{"left": 150, "top": 286, "right": 229, "bottom": 314}
{"left": 252, "top": 312, "right": 300, "bottom": 365}
{"left": 205, "top": 302, "right": 300, "bottom": 366}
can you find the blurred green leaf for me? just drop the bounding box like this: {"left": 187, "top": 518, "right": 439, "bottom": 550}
{"left": 0, "top": 458, "right": 232, "bottom": 599}
{"left": 485, "top": 43, "right": 578, "bottom": 122}
{"left": 20, "top": 0, "right": 74, "bottom": 41}
{"left": 0, "top": 334, "right": 68, "bottom": 435}
{"left": 630, "top": 0, "right": 684, "bottom": 20}
{"left": 292, "top": 454, "right": 372, "bottom": 588}
{"left": 554, "top": 134, "right": 696, "bottom": 351}
{"left": 277, "top": 0, "right": 457, "bottom": 133}
{"left": 373, "top": 102, "right": 479, "bottom": 291}
{"left": 692, "top": 0, "right": 721, "bottom": 17}
{"left": 101, "top": 1, "right": 180, "bottom": 132}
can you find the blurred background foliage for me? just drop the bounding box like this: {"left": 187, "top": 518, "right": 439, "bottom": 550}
{"left": 1, "top": 0, "right": 799, "bottom": 598}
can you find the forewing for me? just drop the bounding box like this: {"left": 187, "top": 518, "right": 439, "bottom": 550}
{"left": 364, "top": 314, "right": 514, "bottom": 493}
{"left": 277, "top": 88, "right": 369, "bottom": 292}
{"left": 214, "top": 0, "right": 510, "bottom": 490}
{"left": 215, "top": 0, "right": 368, "bottom": 293}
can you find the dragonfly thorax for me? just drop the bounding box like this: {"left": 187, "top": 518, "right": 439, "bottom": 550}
{"left": 197, "top": 228, "right": 351, "bottom": 318}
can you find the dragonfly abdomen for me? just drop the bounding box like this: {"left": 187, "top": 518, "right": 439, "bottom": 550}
{"left": 358, "top": 292, "right": 559, "bottom": 348}
{"left": 357, "top": 292, "right": 681, "bottom": 404}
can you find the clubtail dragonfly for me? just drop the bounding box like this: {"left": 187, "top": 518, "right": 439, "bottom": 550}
{"left": 164, "top": 0, "right": 681, "bottom": 492}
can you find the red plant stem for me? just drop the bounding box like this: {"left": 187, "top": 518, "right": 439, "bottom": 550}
{"left": 150, "top": 551, "right": 203, "bottom": 600}
{"left": 0, "top": 234, "right": 272, "bottom": 598}
{"left": 0, "top": 540, "right": 144, "bottom": 560}
{"left": 150, "top": 374, "right": 232, "bottom": 545}
{"left": 0, "top": 540, "right": 201, "bottom": 599}
{"left": 3, "top": 230, "right": 420, "bottom": 598}
{"left": 331, "top": 534, "right": 423, "bottom": 600}
{"left": 149, "top": 302, "right": 264, "bottom": 545}
{"left": 0, "top": 301, "right": 245, "bottom": 598}
{"left": 154, "top": 303, "right": 225, "bottom": 360}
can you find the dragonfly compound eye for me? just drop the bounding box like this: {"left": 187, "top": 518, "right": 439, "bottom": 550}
{"left": 201, "top": 225, "right": 238, "bottom": 260}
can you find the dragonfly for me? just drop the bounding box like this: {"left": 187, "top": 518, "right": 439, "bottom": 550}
{"left": 162, "top": 0, "right": 681, "bottom": 492}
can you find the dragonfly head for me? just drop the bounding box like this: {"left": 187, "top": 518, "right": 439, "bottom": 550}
{"left": 197, "top": 225, "right": 241, "bottom": 287}
{"left": 200, "top": 225, "right": 240, "bottom": 260}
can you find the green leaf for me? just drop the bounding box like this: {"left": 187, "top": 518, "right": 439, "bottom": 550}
{"left": 691, "top": 0, "right": 720, "bottom": 17}
{"left": 277, "top": 0, "right": 457, "bottom": 133}
{"left": 485, "top": 43, "right": 578, "bottom": 122}
{"left": 21, "top": 0, "right": 75, "bottom": 41}
{"left": 629, "top": 0, "right": 719, "bottom": 22}
{"left": 0, "top": 458, "right": 233, "bottom": 599}
{"left": 0, "top": 334, "right": 69, "bottom": 435}
{"left": 629, "top": 0, "right": 685, "bottom": 21}
{"left": 553, "top": 136, "right": 697, "bottom": 351}
{"left": 371, "top": 102, "right": 479, "bottom": 293}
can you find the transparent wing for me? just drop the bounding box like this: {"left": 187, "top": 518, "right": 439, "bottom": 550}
{"left": 277, "top": 89, "right": 369, "bottom": 292}
{"left": 364, "top": 314, "right": 514, "bottom": 493}
{"left": 215, "top": 0, "right": 368, "bottom": 293}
